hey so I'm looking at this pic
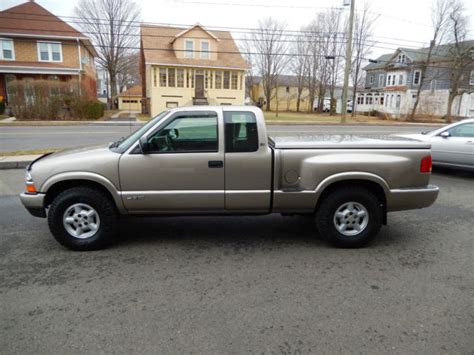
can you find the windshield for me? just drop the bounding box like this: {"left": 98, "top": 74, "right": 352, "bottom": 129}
{"left": 110, "top": 111, "right": 169, "bottom": 153}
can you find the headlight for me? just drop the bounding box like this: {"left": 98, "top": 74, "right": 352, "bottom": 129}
{"left": 25, "top": 170, "right": 37, "bottom": 193}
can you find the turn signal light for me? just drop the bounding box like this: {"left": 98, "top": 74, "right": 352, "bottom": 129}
{"left": 420, "top": 155, "right": 432, "bottom": 173}
{"left": 26, "top": 184, "right": 37, "bottom": 193}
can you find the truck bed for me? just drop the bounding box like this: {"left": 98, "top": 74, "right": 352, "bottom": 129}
{"left": 271, "top": 134, "right": 431, "bottom": 150}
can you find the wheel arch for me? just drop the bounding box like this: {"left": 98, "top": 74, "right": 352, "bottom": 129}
{"left": 314, "top": 173, "right": 388, "bottom": 224}
{"left": 42, "top": 173, "right": 125, "bottom": 213}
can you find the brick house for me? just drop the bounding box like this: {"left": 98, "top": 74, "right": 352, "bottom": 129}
{"left": 140, "top": 24, "right": 248, "bottom": 116}
{"left": 0, "top": 0, "right": 97, "bottom": 104}
{"left": 356, "top": 41, "right": 474, "bottom": 118}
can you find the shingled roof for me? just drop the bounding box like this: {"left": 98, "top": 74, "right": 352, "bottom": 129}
{"left": 0, "top": 1, "right": 97, "bottom": 56}
{"left": 141, "top": 24, "right": 248, "bottom": 70}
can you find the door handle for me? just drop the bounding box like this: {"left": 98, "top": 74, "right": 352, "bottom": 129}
{"left": 208, "top": 160, "right": 224, "bottom": 168}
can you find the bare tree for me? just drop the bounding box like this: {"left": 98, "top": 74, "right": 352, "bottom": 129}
{"left": 409, "top": 0, "right": 451, "bottom": 120}
{"left": 117, "top": 51, "right": 141, "bottom": 93}
{"left": 290, "top": 33, "right": 310, "bottom": 112}
{"left": 248, "top": 18, "right": 289, "bottom": 112}
{"left": 351, "top": 4, "right": 377, "bottom": 116}
{"left": 75, "top": 0, "right": 141, "bottom": 101}
{"left": 444, "top": 0, "right": 471, "bottom": 122}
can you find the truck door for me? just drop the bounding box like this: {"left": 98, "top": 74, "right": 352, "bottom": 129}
{"left": 119, "top": 110, "right": 225, "bottom": 213}
{"left": 223, "top": 110, "right": 272, "bottom": 212}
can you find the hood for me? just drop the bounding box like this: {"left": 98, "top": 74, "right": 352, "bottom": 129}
{"left": 29, "top": 144, "right": 122, "bottom": 192}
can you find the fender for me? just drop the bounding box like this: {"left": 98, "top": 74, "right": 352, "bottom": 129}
{"left": 40, "top": 171, "right": 126, "bottom": 213}
{"left": 314, "top": 171, "right": 391, "bottom": 196}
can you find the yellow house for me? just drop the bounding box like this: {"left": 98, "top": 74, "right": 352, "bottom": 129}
{"left": 118, "top": 85, "right": 142, "bottom": 111}
{"left": 140, "top": 24, "right": 248, "bottom": 116}
{"left": 250, "top": 76, "right": 312, "bottom": 112}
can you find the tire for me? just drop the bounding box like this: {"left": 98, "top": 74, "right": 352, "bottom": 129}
{"left": 315, "top": 187, "right": 383, "bottom": 248}
{"left": 47, "top": 187, "right": 118, "bottom": 251}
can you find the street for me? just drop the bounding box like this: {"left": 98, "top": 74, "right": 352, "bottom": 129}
{"left": 0, "top": 167, "right": 473, "bottom": 353}
{"left": 0, "top": 123, "right": 436, "bottom": 152}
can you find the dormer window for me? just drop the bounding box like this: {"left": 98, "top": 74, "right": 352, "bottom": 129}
{"left": 0, "top": 38, "right": 14, "bottom": 60}
{"left": 397, "top": 54, "right": 406, "bottom": 63}
{"left": 185, "top": 40, "right": 194, "bottom": 58}
{"left": 200, "top": 41, "right": 210, "bottom": 59}
{"left": 38, "top": 41, "right": 62, "bottom": 62}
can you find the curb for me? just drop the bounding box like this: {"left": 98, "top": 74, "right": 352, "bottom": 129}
{"left": 0, "top": 155, "right": 40, "bottom": 170}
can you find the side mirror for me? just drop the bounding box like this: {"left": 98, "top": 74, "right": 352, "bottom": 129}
{"left": 139, "top": 136, "right": 150, "bottom": 154}
{"left": 440, "top": 131, "right": 450, "bottom": 138}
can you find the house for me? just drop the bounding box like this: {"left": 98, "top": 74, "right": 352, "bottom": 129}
{"left": 249, "top": 75, "right": 353, "bottom": 113}
{"left": 249, "top": 75, "right": 312, "bottom": 112}
{"left": 0, "top": 0, "right": 97, "bottom": 104}
{"left": 118, "top": 85, "right": 142, "bottom": 111}
{"left": 356, "top": 41, "right": 474, "bottom": 118}
{"left": 140, "top": 23, "right": 248, "bottom": 116}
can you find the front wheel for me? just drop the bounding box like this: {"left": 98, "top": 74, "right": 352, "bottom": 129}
{"left": 315, "top": 187, "right": 383, "bottom": 248}
{"left": 48, "top": 187, "right": 118, "bottom": 251}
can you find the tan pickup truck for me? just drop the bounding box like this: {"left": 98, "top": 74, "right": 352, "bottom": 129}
{"left": 20, "top": 106, "right": 439, "bottom": 250}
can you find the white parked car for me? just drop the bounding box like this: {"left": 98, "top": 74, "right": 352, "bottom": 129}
{"left": 398, "top": 118, "right": 474, "bottom": 171}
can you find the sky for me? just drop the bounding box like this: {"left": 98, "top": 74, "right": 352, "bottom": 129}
{"left": 1, "top": 0, "right": 473, "bottom": 59}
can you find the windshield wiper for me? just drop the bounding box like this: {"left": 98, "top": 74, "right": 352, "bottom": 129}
{"left": 109, "top": 137, "right": 125, "bottom": 148}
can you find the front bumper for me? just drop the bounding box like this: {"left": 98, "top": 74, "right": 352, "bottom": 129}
{"left": 386, "top": 185, "right": 439, "bottom": 212}
{"left": 20, "top": 192, "right": 46, "bottom": 218}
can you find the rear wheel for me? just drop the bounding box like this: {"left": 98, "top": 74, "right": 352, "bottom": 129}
{"left": 48, "top": 187, "right": 118, "bottom": 251}
{"left": 316, "top": 187, "right": 383, "bottom": 248}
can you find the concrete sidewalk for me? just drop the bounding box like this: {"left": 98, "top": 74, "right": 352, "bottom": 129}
{"left": 0, "top": 155, "right": 40, "bottom": 169}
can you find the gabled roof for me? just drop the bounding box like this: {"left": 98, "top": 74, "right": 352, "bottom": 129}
{"left": 170, "top": 24, "right": 220, "bottom": 44}
{"left": 364, "top": 40, "right": 474, "bottom": 71}
{"left": 0, "top": 1, "right": 97, "bottom": 56}
{"left": 141, "top": 24, "right": 248, "bottom": 70}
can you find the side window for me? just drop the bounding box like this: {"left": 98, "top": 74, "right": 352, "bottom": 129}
{"left": 147, "top": 114, "right": 218, "bottom": 153}
{"left": 224, "top": 111, "right": 259, "bottom": 153}
{"left": 447, "top": 123, "right": 474, "bottom": 138}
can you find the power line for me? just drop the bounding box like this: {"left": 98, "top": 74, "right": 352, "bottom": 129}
{"left": 0, "top": 9, "right": 435, "bottom": 47}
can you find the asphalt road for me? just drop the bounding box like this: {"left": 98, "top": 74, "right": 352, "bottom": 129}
{"left": 0, "top": 123, "right": 437, "bottom": 152}
{"left": 1, "top": 168, "right": 473, "bottom": 353}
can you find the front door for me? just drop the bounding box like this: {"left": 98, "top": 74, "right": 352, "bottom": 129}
{"left": 119, "top": 110, "right": 225, "bottom": 213}
{"left": 431, "top": 122, "right": 474, "bottom": 167}
{"left": 195, "top": 75, "right": 204, "bottom": 98}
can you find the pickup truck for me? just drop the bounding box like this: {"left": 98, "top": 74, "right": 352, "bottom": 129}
{"left": 20, "top": 106, "right": 439, "bottom": 251}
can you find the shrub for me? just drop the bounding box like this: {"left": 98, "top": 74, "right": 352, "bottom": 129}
{"left": 7, "top": 79, "right": 101, "bottom": 120}
{"left": 70, "top": 99, "right": 104, "bottom": 120}
{"left": 0, "top": 100, "right": 5, "bottom": 115}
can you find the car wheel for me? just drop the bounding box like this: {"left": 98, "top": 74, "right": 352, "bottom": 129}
{"left": 315, "top": 187, "right": 383, "bottom": 248}
{"left": 48, "top": 187, "right": 118, "bottom": 251}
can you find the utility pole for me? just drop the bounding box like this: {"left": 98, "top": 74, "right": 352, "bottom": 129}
{"left": 341, "top": 0, "right": 355, "bottom": 123}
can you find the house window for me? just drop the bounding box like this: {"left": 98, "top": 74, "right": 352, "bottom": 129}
{"left": 469, "top": 70, "right": 474, "bottom": 85}
{"left": 391, "top": 75, "right": 396, "bottom": 86}
{"left": 398, "top": 54, "right": 406, "bottom": 63}
{"left": 386, "top": 75, "right": 391, "bottom": 86}
{"left": 223, "top": 71, "right": 230, "bottom": 89}
{"left": 168, "top": 68, "right": 176, "bottom": 87}
{"left": 186, "top": 69, "right": 194, "bottom": 88}
{"left": 413, "top": 70, "right": 421, "bottom": 85}
{"left": 369, "top": 75, "right": 374, "bottom": 85}
{"left": 380, "top": 96, "right": 384, "bottom": 105}
{"left": 159, "top": 68, "right": 167, "bottom": 87}
{"left": 177, "top": 69, "right": 184, "bottom": 88}
{"left": 185, "top": 40, "right": 194, "bottom": 58}
{"left": 153, "top": 68, "right": 157, "bottom": 87}
{"left": 239, "top": 74, "right": 243, "bottom": 90}
{"left": 0, "top": 38, "right": 14, "bottom": 60}
{"left": 231, "top": 72, "right": 238, "bottom": 90}
{"left": 398, "top": 75, "right": 404, "bottom": 85}
{"left": 200, "top": 41, "right": 210, "bottom": 59}
{"left": 215, "top": 71, "right": 222, "bottom": 89}
{"left": 37, "top": 42, "right": 62, "bottom": 62}
{"left": 378, "top": 74, "right": 384, "bottom": 87}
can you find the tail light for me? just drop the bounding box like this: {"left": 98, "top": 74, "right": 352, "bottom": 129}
{"left": 420, "top": 155, "right": 432, "bottom": 173}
